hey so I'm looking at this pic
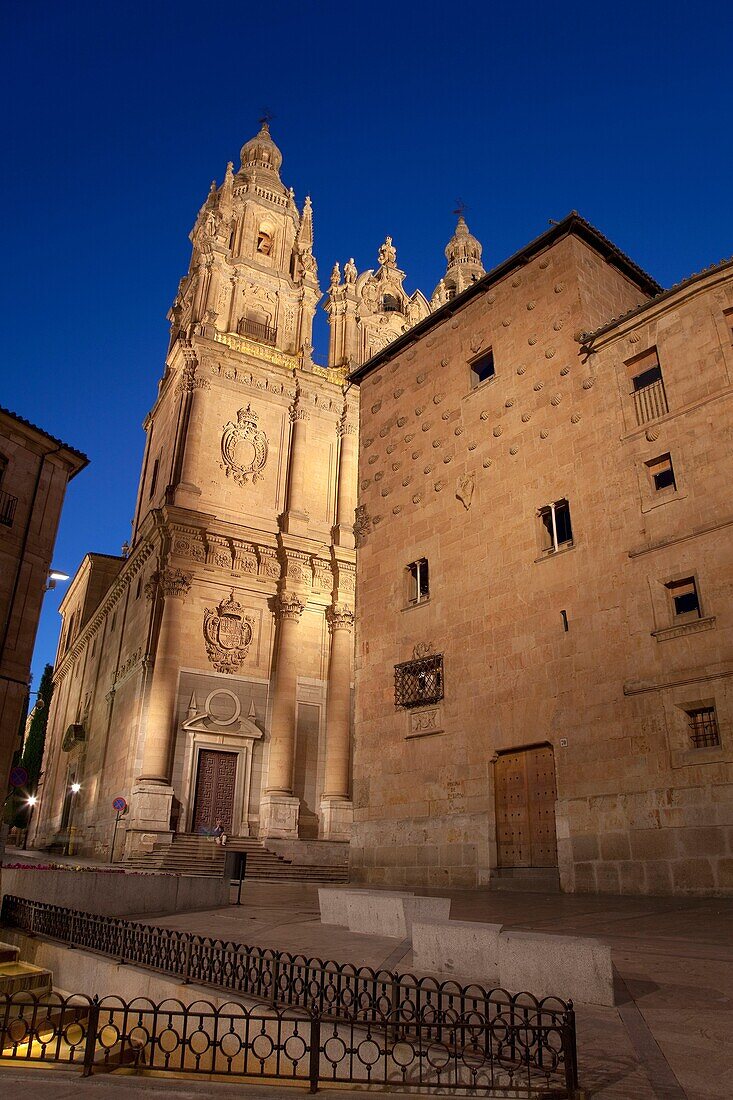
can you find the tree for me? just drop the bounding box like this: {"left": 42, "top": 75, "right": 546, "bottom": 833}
{"left": 12, "top": 663, "right": 54, "bottom": 830}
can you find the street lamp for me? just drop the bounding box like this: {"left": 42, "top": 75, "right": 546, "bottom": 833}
{"left": 46, "top": 569, "right": 70, "bottom": 592}
{"left": 26, "top": 795, "right": 38, "bottom": 807}
{"left": 70, "top": 782, "right": 81, "bottom": 794}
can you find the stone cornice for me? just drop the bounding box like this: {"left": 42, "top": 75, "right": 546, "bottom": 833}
{"left": 53, "top": 540, "right": 157, "bottom": 685}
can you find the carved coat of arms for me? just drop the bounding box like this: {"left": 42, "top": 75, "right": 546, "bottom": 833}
{"left": 203, "top": 591, "right": 255, "bottom": 674}
{"left": 220, "top": 404, "right": 268, "bottom": 486}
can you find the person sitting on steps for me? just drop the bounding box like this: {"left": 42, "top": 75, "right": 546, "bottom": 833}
{"left": 211, "top": 818, "right": 228, "bottom": 847}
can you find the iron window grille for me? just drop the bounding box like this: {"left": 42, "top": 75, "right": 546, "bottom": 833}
{"left": 687, "top": 707, "right": 720, "bottom": 749}
{"left": 0, "top": 488, "right": 17, "bottom": 527}
{"left": 394, "top": 654, "right": 444, "bottom": 709}
{"left": 632, "top": 361, "right": 668, "bottom": 425}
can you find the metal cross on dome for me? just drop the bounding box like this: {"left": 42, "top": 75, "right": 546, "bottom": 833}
{"left": 453, "top": 198, "right": 467, "bottom": 218}
{"left": 258, "top": 109, "right": 274, "bottom": 128}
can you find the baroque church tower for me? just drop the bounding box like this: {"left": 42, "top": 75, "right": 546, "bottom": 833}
{"left": 34, "top": 124, "right": 359, "bottom": 855}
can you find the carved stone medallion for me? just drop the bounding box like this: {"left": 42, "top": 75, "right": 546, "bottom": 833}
{"left": 203, "top": 591, "right": 255, "bottom": 674}
{"left": 220, "top": 404, "right": 268, "bottom": 486}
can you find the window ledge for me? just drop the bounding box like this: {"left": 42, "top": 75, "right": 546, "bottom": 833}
{"left": 651, "top": 616, "right": 716, "bottom": 642}
{"left": 402, "top": 598, "right": 431, "bottom": 613}
{"left": 462, "top": 375, "right": 497, "bottom": 401}
{"left": 671, "top": 743, "right": 730, "bottom": 769}
{"left": 640, "top": 489, "right": 686, "bottom": 514}
{"left": 533, "top": 543, "right": 575, "bottom": 564}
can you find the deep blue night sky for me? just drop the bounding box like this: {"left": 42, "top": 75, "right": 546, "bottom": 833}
{"left": 2, "top": 0, "right": 731, "bottom": 685}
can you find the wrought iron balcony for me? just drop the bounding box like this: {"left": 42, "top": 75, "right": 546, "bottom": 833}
{"left": 394, "top": 653, "right": 444, "bottom": 708}
{"left": 0, "top": 488, "right": 18, "bottom": 527}
{"left": 239, "top": 317, "right": 277, "bottom": 346}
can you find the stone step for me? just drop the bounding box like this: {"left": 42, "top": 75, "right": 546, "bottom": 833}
{"left": 0, "top": 961, "right": 54, "bottom": 997}
{"left": 0, "top": 942, "right": 20, "bottom": 964}
{"left": 489, "top": 867, "right": 561, "bottom": 893}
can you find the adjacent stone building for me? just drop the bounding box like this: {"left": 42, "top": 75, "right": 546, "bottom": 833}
{"left": 351, "top": 213, "right": 733, "bottom": 896}
{"left": 0, "top": 407, "right": 87, "bottom": 802}
{"left": 31, "top": 124, "right": 435, "bottom": 859}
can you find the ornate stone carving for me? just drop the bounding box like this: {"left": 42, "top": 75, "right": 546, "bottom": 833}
{"left": 258, "top": 547, "right": 281, "bottom": 580}
{"left": 456, "top": 473, "right": 475, "bottom": 509}
{"left": 413, "top": 640, "right": 435, "bottom": 659}
{"left": 203, "top": 591, "right": 255, "bottom": 674}
{"left": 326, "top": 604, "right": 355, "bottom": 633}
{"left": 220, "top": 405, "right": 268, "bottom": 486}
{"left": 146, "top": 567, "right": 193, "bottom": 600}
{"left": 276, "top": 592, "right": 305, "bottom": 621}
{"left": 175, "top": 359, "right": 210, "bottom": 395}
{"left": 353, "top": 504, "right": 371, "bottom": 547}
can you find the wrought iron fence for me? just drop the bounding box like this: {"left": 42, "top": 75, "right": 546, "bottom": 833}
{"left": 1, "top": 895, "right": 579, "bottom": 1095}
{"left": 632, "top": 376, "right": 668, "bottom": 425}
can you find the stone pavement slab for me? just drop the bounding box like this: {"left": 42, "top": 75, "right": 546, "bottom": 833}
{"left": 135, "top": 882, "right": 733, "bottom": 1099}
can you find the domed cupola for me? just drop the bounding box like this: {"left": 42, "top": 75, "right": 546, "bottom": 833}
{"left": 433, "top": 214, "right": 486, "bottom": 303}
{"left": 445, "top": 216, "right": 483, "bottom": 271}
{"left": 240, "top": 121, "right": 284, "bottom": 175}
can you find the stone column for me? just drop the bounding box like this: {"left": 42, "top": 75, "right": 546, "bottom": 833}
{"left": 260, "top": 591, "right": 304, "bottom": 839}
{"left": 127, "top": 566, "right": 192, "bottom": 852}
{"left": 281, "top": 400, "right": 310, "bottom": 536}
{"left": 333, "top": 412, "right": 357, "bottom": 548}
{"left": 320, "top": 605, "right": 354, "bottom": 840}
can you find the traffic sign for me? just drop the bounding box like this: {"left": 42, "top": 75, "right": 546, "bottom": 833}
{"left": 112, "top": 796, "right": 128, "bottom": 813}
{"left": 9, "top": 766, "right": 28, "bottom": 788}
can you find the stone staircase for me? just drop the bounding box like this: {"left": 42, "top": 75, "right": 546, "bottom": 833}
{"left": 124, "top": 833, "right": 349, "bottom": 883}
{"left": 0, "top": 941, "right": 53, "bottom": 998}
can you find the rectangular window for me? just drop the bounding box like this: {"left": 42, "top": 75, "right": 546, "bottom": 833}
{"left": 666, "top": 576, "right": 701, "bottom": 619}
{"left": 407, "top": 558, "right": 429, "bottom": 604}
{"left": 470, "top": 348, "right": 495, "bottom": 388}
{"left": 686, "top": 706, "right": 720, "bottom": 748}
{"left": 539, "top": 499, "right": 573, "bottom": 553}
{"left": 149, "top": 456, "right": 160, "bottom": 499}
{"left": 627, "top": 347, "right": 669, "bottom": 425}
{"left": 647, "top": 453, "right": 676, "bottom": 493}
{"left": 394, "top": 654, "right": 444, "bottom": 708}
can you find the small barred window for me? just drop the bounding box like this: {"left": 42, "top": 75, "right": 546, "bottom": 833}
{"left": 394, "top": 654, "right": 444, "bottom": 709}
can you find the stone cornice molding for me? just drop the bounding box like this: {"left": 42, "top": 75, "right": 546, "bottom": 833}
{"left": 52, "top": 540, "right": 156, "bottom": 685}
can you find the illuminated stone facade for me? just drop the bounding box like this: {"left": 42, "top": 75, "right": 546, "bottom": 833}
{"left": 33, "top": 125, "right": 370, "bottom": 857}
{"left": 351, "top": 215, "right": 733, "bottom": 896}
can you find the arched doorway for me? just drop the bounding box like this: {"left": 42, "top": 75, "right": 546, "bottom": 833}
{"left": 494, "top": 744, "right": 558, "bottom": 868}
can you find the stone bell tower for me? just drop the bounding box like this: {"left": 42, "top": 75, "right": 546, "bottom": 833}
{"left": 33, "top": 122, "right": 358, "bottom": 859}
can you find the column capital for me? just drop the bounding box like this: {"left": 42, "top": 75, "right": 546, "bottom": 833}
{"left": 275, "top": 591, "right": 305, "bottom": 622}
{"left": 290, "top": 405, "right": 310, "bottom": 424}
{"left": 145, "top": 566, "right": 193, "bottom": 601}
{"left": 326, "top": 604, "right": 355, "bottom": 633}
{"left": 337, "top": 417, "right": 357, "bottom": 438}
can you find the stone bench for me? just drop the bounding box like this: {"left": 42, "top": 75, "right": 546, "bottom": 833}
{"left": 411, "top": 921, "right": 615, "bottom": 1006}
{"left": 412, "top": 918, "right": 503, "bottom": 984}
{"left": 318, "top": 888, "right": 414, "bottom": 927}
{"left": 318, "top": 888, "right": 451, "bottom": 939}
{"left": 498, "top": 930, "right": 614, "bottom": 1006}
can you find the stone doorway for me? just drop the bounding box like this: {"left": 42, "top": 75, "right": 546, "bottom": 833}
{"left": 494, "top": 744, "right": 558, "bottom": 868}
{"left": 192, "top": 749, "right": 238, "bottom": 834}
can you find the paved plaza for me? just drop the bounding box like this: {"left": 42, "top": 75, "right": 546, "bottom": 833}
{"left": 139, "top": 882, "right": 732, "bottom": 1100}
{"left": 2, "top": 855, "right": 731, "bottom": 1099}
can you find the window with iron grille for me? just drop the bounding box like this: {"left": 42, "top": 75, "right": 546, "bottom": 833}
{"left": 394, "top": 654, "right": 444, "bottom": 708}
{"left": 686, "top": 706, "right": 720, "bottom": 749}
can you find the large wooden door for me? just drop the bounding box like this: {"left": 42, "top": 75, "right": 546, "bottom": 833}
{"left": 495, "top": 745, "right": 557, "bottom": 868}
{"left": 192, "top": 750, "right": 237, "bottom": 834}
